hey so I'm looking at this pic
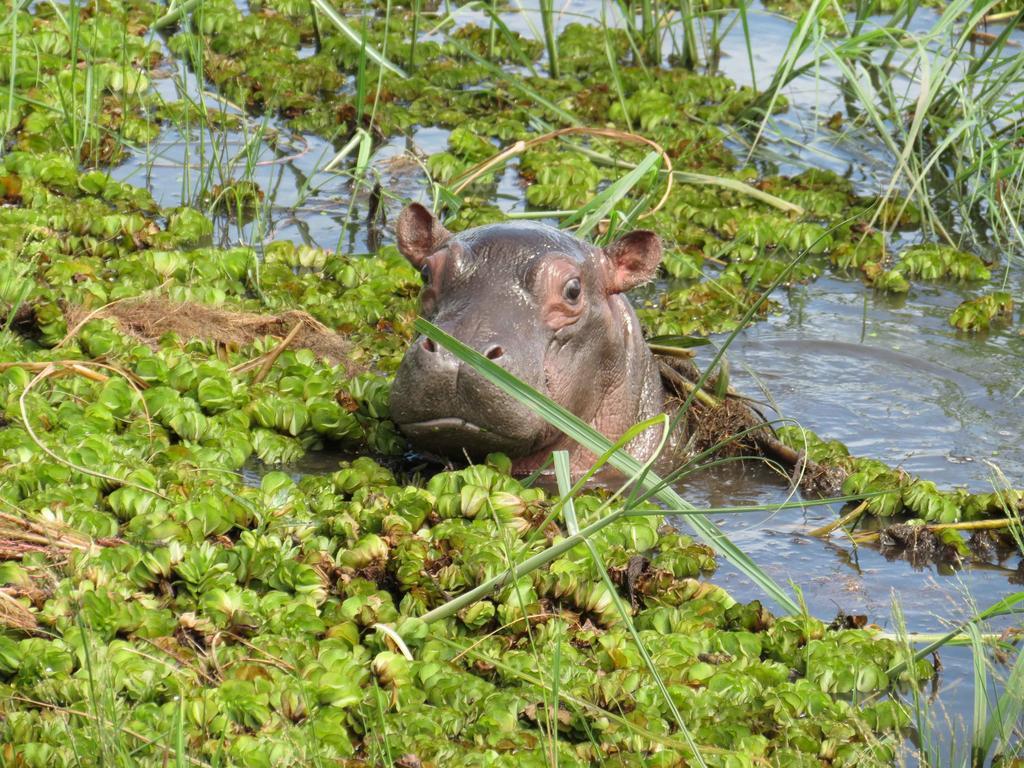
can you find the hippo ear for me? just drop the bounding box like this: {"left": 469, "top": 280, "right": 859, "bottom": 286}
{"left": 603, "top": 230, "right": 662, "bottom": 293}
{"left": 397, "top": 203, "right": 451, "bottom": 268}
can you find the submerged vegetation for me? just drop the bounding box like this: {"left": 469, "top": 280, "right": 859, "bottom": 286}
{"left": 0, "top": 0, "right": 1021, "bottom": 766}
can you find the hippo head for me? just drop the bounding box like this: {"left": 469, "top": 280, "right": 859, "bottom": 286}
{"left": 389, "top": 203, "right": 667, "bottom": 472}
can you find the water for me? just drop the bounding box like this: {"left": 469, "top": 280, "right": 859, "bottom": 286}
{"left": 696, "top": 9, "right": 1024, "bottom": 749}
{"left": 116, "top": 3, "right": 1022, "bottom": 763}
{"left": 684, "top": 271, "right": 1023, "bottom": 764}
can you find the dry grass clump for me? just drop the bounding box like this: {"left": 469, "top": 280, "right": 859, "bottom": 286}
{"left": 0, "top": 590, "right": 39, "bottom": 634}
{"left": 65, "top": 298, "right": 357, "bottom": 370}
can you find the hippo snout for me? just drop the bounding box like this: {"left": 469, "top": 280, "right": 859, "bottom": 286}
{"left": 400, "top": 333, "right": 506, "bottom": 385}
{"left": 413, "top": 334, "right": 504, "bottom": 368}
{"left": 389, "top": 333, "right": 550, "bottom": 459}
{"left": 419, "top": 335, "right": 505, "bottom": 361}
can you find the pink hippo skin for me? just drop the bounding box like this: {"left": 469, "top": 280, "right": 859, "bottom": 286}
{"left": 388, "top": 203, "right": 672, "bottom": 475}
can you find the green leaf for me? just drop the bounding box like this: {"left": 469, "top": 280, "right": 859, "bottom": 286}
{"left": 567, "top": 151, "right": 661, "bottom": 239}
{"left": 981, "top": 642, "right": 1024, "bottom": 761}
{"left": 308, "top": 0, "right": 407, "bottom": 78}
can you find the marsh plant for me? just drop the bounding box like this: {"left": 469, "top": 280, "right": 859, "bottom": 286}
{"left": 738, "top": 0, "right": 1024, "bottom": 262}
{"left": 0, "top": 0, "right": 1021, "bottom": 766}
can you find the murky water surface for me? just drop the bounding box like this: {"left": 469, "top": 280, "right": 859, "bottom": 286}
{"left": 116, "top": 3, "right": 1023, "bottom": 762}
{"left": 688, "top": 275, "right": 1023, "bottom": 758}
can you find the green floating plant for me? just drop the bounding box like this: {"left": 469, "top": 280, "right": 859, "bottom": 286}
{"left": 897, "top": 244, "right": 992, "bottom": 282}
{"left": 0, "top": 387, "right": 934, "bottom": 766}
{"left": 777, "top": 426, "right": 1024, "bottom": 526}
{"left": 949, "top": 291, "right": 1014, "bottom": 332}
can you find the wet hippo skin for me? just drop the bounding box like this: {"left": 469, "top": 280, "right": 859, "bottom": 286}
{"left": 389, "top": 203, "right": 672, "bottom": 474}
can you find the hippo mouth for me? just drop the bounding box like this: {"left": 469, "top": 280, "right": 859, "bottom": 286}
{"left": 402, "top": 417, "right": 485, "bottom": 433}
{"left": 398, "top": 417, "right": 535, "bottom": 457}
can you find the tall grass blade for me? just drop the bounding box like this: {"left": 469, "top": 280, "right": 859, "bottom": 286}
{"left": 567, "top": 150, "right": 661, "bottom": 238}
{"left": 743, "top": 0, "right": 827, "bottom": 160}
{"left": 603, "top": 10, "right": 633, "bottom": 132}
{"left": 548, "top": 619, "right": 561, "bottom": 768}
{"left": 981, "top": 645, "right": 1024, "bottom": 762}
{"left": 736, "top": 0, "right": 757, "bottom": 91}
{"left": 308, "top": 0, "right": 407, "bottom": 78}
{"left": 538, "top": 0, "right": 560, "bottom": 78}
{"left": 677, "top": 0, "right": 699, "bottom": 69}
{"left": 3, "top": 4, "right": 17, "bottom": 141}
{"left": 553, "top": 451, "right": 708, "bottom": 767}
{"left": 966, "top": 621, "right": 989, "bottom": 767}
{"left": 414, "top": 318, "right": 800, "bottom": 614}
{"left": 408, "top": 0, "right": 420, "bottom": 69}
{"left": 886, "top": 591, "right": 1024, "bottom": 676}
{"left": 174, "top": 689, "right": 187, "bottom": 768}
{"left": 891, "top": 594, "right": 941, "bottom": 766}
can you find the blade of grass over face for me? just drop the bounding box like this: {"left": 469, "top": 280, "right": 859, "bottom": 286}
{"left": 413, "top": 317, "right": 800, "bottom": 615}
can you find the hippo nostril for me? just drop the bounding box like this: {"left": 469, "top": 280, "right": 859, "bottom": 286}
{"left": 484, "top": 345, "right": 504, "bottom": 360}
{"left": 421, "top": 337, "right": 437, "bottom": 353}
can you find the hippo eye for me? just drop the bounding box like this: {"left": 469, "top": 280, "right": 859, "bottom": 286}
{"left": 562, "top": 277, "right": 581, "bottom": 304}
{"left": 420, "top": 263, "right": 431, "bottom": 284}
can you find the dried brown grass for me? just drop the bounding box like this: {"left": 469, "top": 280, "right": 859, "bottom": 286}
{"left": 64, "top": 298, "right": 358, "bottom": 371}
{"left": 0, "top": 590, "right": 38, "bottom": 634}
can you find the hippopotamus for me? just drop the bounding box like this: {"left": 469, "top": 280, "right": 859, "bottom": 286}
{"left": 388, "top": 203, "right": 673, "bottom": 474}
